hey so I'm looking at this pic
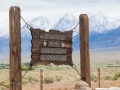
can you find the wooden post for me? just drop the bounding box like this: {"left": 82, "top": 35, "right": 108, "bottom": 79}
{"left": 9, "top": 6, "right": 21, "bottom": 90}
{"left": 79, "top": 14, "right": 91, "bottom": 86}
{"left": 98, "top": 68, "right": 100, "bottom": 88}
{"left": 40, "top": 69, "right": 43, "bottom": 90}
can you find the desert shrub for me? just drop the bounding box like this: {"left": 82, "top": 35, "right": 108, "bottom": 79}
{"left": 24, "top": 76, "right": 39, "bottom": 83}
{"left": 112, "top": 72, "right": 120, "bottom": 80}
{"left": 21, "top": 66, "right": 35, "bottom": 71}
{"left": 28, "top": 66, "right": 35, "bottom": 70}
{"left": 28, "top": 76, "right": 32, "bottom": 82}
{"left": 0, "top": 65, "right": 7, "bottom": 69}
{"left": 21, "top": 67, "right": 27, "bottom": 71}
{"left": 5, "top": 66, "right": 10, "bottom": 69}
{"left": 28, "top": 76, "right": 35, "bottom": 82}
{"left": 74, "top": 76, "right": 80, "bottom": 81}
{"left": 0, "top": 64, "right": 10, "bottom": 69}
{"left": 46, "top": 64, "right": 62, "bottom": 70}
{"left": 22, "top": 62, "right": 35, "bottom": 71}
{"left": 91, "top": 74, "right": 97, "bottom": 82}
{"left": 55, "top": 75, "right": 62, "bottom": 82}
{"left": 103, "top": 75, "right": 111, "bottom": 80}
{"left": 44, "top": 76, "right": 54, "bottom": 84}
{"left": 1, "top": 87, "right": 6, "bottom": 90}
{"left": 107, "top": 66, "right": 120, "bottom": 68}
{"left": 22, "top": 79, "right": 29, "bottom": 84}
{"left": 22, "top": 62, "right": 30, "bottom": 67}
{"left": 46, "top": 63, "right": 73, "bottom": 70}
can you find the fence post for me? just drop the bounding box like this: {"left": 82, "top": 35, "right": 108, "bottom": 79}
{"left": 98, "top": 68, "right": 100, "bottom": 88}
{"left": 79, "top": 14, "right": 91, "bottom": 86}
{"left": 40, "top": 69, "right": 43, "bottom": 90}
{"left": 9, "top": 6, "right": 22, "bottom": 90}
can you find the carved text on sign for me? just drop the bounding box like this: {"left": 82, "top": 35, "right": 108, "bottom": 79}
{"left": 41, "top": 55, "right": 66, "bottom": 61}
{"left": 44, "top": 41, "right": 65, "bottom": 47}
{"left": 40, "top": 33, "right": 66, "bottom": 40}
{"left": 41, "top": 48, "right": 66, "bottom": 54}
{"left": 30, "top": 29, "right": 73, "bottom": 65}
{"left": 48, "top": 41, "right": 60, "bottom": 47}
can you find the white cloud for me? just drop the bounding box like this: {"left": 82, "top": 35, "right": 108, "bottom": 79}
{"left": 0, "top": 0, "right": 120, "bottom": 28}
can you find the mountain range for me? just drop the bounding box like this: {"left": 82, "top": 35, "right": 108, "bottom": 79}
{"left": 0, "top": 12, "right": 120, "bottom": 54}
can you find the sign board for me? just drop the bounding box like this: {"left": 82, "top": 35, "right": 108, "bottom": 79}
{"left": 30, "top": 28, "right": 73, "bottom": 66}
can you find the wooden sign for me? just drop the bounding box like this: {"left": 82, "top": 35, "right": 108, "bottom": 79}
{"left": 30, "top": 28, "right": 73, "bottom": 66}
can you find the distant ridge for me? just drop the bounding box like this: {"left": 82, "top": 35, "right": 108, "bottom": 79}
{"left": 0, "top": 13, "right": 120, "bottom": 54}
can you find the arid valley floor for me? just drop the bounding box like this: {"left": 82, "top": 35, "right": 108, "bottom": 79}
{"left": 0, "top": 47, "right": 120, "bottom": 90}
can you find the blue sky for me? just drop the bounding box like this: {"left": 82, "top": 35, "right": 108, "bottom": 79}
{"left": 0, "top": 0, "right": 120, "bottom": 28}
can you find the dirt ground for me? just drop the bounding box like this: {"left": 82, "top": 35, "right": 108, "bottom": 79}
{"left": 0, "top": 75, "right": 120, "bottom": 90}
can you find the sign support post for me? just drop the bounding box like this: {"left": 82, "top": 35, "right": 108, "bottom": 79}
{"left": 98, "top": 68, "right": 100, "bottom": 88}
{"left": 40, "top": 69, "right": 43, "bottom": 90}
{"left": 9, "top": 6, "right": 22, "bottom": 90}
{"left": 79, "top": 14, "right": 91, "bottom": 86}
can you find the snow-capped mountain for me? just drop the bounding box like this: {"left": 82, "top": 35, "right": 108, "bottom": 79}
{"left": 114, "top": 16, "right": 120, "bottom": 28}
{"left": 0, "top": 13, "right": 120, "bottom": 54}
{"left": 1, "top": 13, "right": 120, "bottom": 37}
{"left": 89, "top": 12, "right": 116, "bottom": 33}
{"left": 0, "top": 26, "right": 9, "bottom": 37}
{"left": 21, "top": 16, "right": 55, "bottom": 37}
{"left": 27, "top": 16, "right": 55, "bottom": 31}
{"left": 90, "top": 26, "right": 120, "bottom": 48}
{"left": 53, "top": 14, "right": 79, "bottom": 36}
{"left": 0, "top": 34, "right": 9, "bottom": 53}
{"left": 54, "top": 14, "right": 78, "bottom": 30}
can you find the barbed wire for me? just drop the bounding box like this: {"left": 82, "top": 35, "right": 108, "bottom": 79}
{"left": 22, "top": 65, "right": 31, "bottom": 78}
{"left": 21, "top": 16, "right": 80, "bottom": 33}
{"left": 71, "top": 22, "right": 80, "bottom": 33}
{"left": 21, "top": 16, "right": 31, "bottom": 29}
{"left": 66, "top": 61, "right": 81, "bottom": 80}
{"left": 21, "top": 16, "right": 39, "bottom": 36}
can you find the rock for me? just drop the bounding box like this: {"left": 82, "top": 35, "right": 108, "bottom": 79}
{"left": 74, "top": 81, "right": 92, "bottom": 90}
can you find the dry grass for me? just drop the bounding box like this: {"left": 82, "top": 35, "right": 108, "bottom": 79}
{"left": 22, "top": 82, "right": 76, "bottom": 90}
{"left": 0, "top": 67, "right": 120, "bottom": 90}
{"left": 0, "top": 50, "right": 120, "bottom": 89}
{"left": 91, "top": 78, "right": 120, "bottom": 88}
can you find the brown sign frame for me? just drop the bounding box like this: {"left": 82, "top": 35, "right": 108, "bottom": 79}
{"left": 30, "top": 28, "right": 73, "bottom": 66}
